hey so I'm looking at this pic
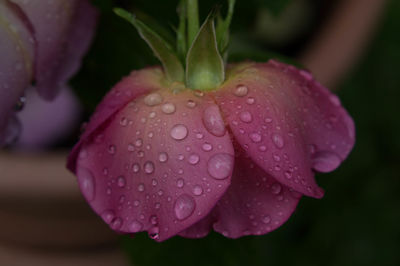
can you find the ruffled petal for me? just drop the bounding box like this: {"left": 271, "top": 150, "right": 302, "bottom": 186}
{"left": 213, "top": 61, "right": 355, "bottom": 198}
{"left": 180, "top": 146, "right": 301, "bottom": 238}
{"left": 10, "top": 0, "right": 98, "bottom": 100}
{"left": 0, "top": 1, "right": 34, "bottom": 144}
{"left": 69, "top": 86, "right": 234, "bottom": 241}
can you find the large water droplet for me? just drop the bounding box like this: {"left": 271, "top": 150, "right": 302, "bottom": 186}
{"left": 170, "top": 124, "right": 188, "bottom": 140}
{"left": 77, "top": 167, "right": 96, "bottom": 201}
{"left": 203, "top": 106, "right": 226, "bottom": 137}
{"left": 174, "top": 194, "right": 196, "bottom": 220}
{"left": 207, "top": 153, "right": 234, "bottom": 180}
{"left": 234, "top": 85, "right": 248, "bottom": 97}
{"left": 202, "top": 143, "right": 213, "bottom": 151}
{"left": 161, "top": 103, "right": 176, "bottom": 114}
{"left": 272, "top": 134, "right": 285, "bottom": 148}
{"left": 311, "top": 151, "right": 341, "bottom": 172}
{"left": 144, "top": 161, "right": 155, "bottom": 174}
{"left": 144, "top": 93, "right": 163, "bottom": 106}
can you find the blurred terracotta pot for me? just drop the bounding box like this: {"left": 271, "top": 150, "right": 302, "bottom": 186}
{"left": 0, "top": 151, "right": 130, "bottom": 266}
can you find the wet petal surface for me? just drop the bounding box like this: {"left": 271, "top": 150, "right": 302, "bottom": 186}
{"left": 71, "top": 88, "right": 234, "bottom": 241}
{"left": 180, "top": 146, "right": 301, "bottom": 238}
{"left": 214, "top": 61, "right": 355, "bottom": 198}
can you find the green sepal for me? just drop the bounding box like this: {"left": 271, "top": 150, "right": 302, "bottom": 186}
{"left": 176, "top": 0, "right": 187, "bottom": 62}
{"left": 186, "top": 14, "right": 225, "bottom": 91}
{"left": 114, "top": 8, "right": 184, "bottom": 83}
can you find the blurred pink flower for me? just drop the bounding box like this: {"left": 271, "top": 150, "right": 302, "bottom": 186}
{"left": 68, "top": 60, "right": 355, "bottom": 241}
{"left": 0, "top": 0, "right": 97, "bottom": 145}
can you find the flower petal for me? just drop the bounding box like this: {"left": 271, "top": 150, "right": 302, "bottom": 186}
{"left": 67, "top": 67, "right": 163, "bottom": 172}
{"left": 0, "top": 1, "right": 34, "bottom": 144}
{"left": 70, "top": 87, "right": 234, "bottom": 241}
{"left": 180, "top": 146, "right": 301, "bottom": 238}
{"left": 10, "top": 0, "right": 98, "bottom": 100}
{"left": 213, "top": 61, "right": 355, "bottom": 198}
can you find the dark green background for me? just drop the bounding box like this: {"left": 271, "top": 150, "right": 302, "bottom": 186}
{"left": 70, "top": 0, "right": 400, "bottom": 265}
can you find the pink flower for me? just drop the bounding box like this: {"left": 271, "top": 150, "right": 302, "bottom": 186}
{"left": 67, "top": 60, "right": 355, "bottom": 241}
{"left": 0, "top": 0, "right": 97, "bottom": 145}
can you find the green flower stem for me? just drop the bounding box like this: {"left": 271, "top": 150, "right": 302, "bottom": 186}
{"left": 187, "top": 0, "right": 199, "bottom": 47}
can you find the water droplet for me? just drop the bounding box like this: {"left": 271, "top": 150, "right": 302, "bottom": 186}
{"left": 170, "top": 124, "right": 188, "bottom": 140}
{"left": 158, "top": 152, "right": 168, "bottom": 163}
{"left": 111, "top": 217, "right": 123, "bottom": 230}
{"left": 271, "top": 183, "right": 282, "bottom": 194}
{"left": 176, "top": 178, "right": 184, "bottom": 188}
{"left": 129, "top": 220, "right": 143, "bottom": 232}
{"left": 272, "top": 134, "right": 285, "bottom": 148}
{"left": 188, "top": 154, "right": 200, "bottom": 165}
{"left": 258, "top": 145, "right": 267, "bottom": 152}
{"left": 108, "top": 145, "right": 116, "bottom": 154}
{"left": 239, "top": 111, "right": 253, "bottom": 123}
{"left": 193, "top": 185, "right": 203, "bottom": 196}
{"left": 174, "top": 194, "right": 196, "bottom": 220}
{"left": 187, "top": 100, "right": 196, "bottom": 108}
{"left": 202, "top": 143, "right": 213, "bottom": 151}
{"left": 262, "top": 215, "right": 271, "bottom": 224}
{"left": 149, "top": 227, "right": 160, "bottom": 240}
{"left": 132, "top": 163, "right": 140, "bottom": 173}
{"left": 150, "top": 215, "right": 158, "bottom": 225}
{"left": 77, "top": 167, "right": 96, "bottom": 202}
{"left": 144, "top": 93, "right": 163, "bottom": 106}
{"left": 265, "top": 117, "right": 273, "bottom": 123}
{"left": 311, "top": 151, "right": 341, "bottom": 172}
{"left": 246, "top": 97, "right": 255, "bottom": 105}
{"left": 250, "top": 132, "right": 262, "bottom": 143}
{"left": 128, "top": 143, "right": 135, "bottom": 152}
{"left": 101, "top": 210, "right": 115, "bottom": 224}
{"left": 144, "top": 161, "right": 155, "bottom": 174}
{"left": 284, "top": 171, "right": 293, "bottom": 179}
{"left": 135, "top": 139, "right": 143, "bottom": 147}
{"left": 120, "top": 117, "right": 128, "bottom": 126}
{"left": 161, "top": 103, "right": 176, "bottom": 114}
{"left": 117, "top": 176, "right": 126, "bottom": 188}
{"left": 137, "top": 183, "right": 145, "bottom": 192}
{"left": 234, "top": 85, "right": 248, "bottom": 97}
{"left": 207, "top": 153, "right": 234, "bottom": 180}
{"left": 203, "top": 106, "right": 226, "bottom": 137}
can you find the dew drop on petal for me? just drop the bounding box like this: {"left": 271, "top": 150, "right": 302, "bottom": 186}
{"left": 239, "top": 111, "right": 253, "bottom": 123}
{"left": 132, "top": 163, "right": 140, "bottom": 173}
{"left": 262, "top": 215, "right": 271, "bottom": 224}
{"left": 246, "top": 97, "right": 255, "bottom": 105}
{"left": 101, "top": 210, "right": 115, "bottom": 224}
{"left": 188, "top": 154, "right": 200, "bottom": 165}
{"left": 174, "top": 194, "right": 196, "bottom": 220}
{"left": 234, "top": 85, "right": 248, "bottom": 97}
{"left": 271, "top": 183, "right": 282, "bottom": 194}
{"left": 117, "top": 176, "right": 126, "bottom": 188}
{"left": 137, "top": 183, "right": 145, "bottom": 192}
{"left": 144, "top": 161, "right": 155, "bottom": 174}
{"left": 193, "top": 185, "right": 203, "bottom": 196}
{"left": 187, "top": 100, "right": 196, "bottom": 108}
{"left": 176, "top": 178, "right": 184, "bottom": 188}
{"left": 202, "top": 143, "right": 213, "bottom": 152}
{"left": 272, "top": 134, "right": 285, "bottom": 148}
{"left": 170, "top": 124, "right": 188, "bottom": 140}
{"left": 207, "top": 153, "right": 234, "bottom": 180}
{"left": 158, "top": 152, "right": 168, "bottom": 163}
{"left": 161, "top": 103, "right": 176, "bottom": 114}
{"left": 203, "top": 106, "right": 226, "bottom": 137}
{"left": 77, "top": 167, "right": 96, "bottom": 202}
{"left": 111, "top": 217, "right": 123, "bottom": 230}
{"left": 144, "top": 93, "right": 163, "bottom": 106}
{"left": 250, "top": 132, "right": 262, "bottom": 143}
{"left": 108, "top": 145, "right": 116, "bottom": 154}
